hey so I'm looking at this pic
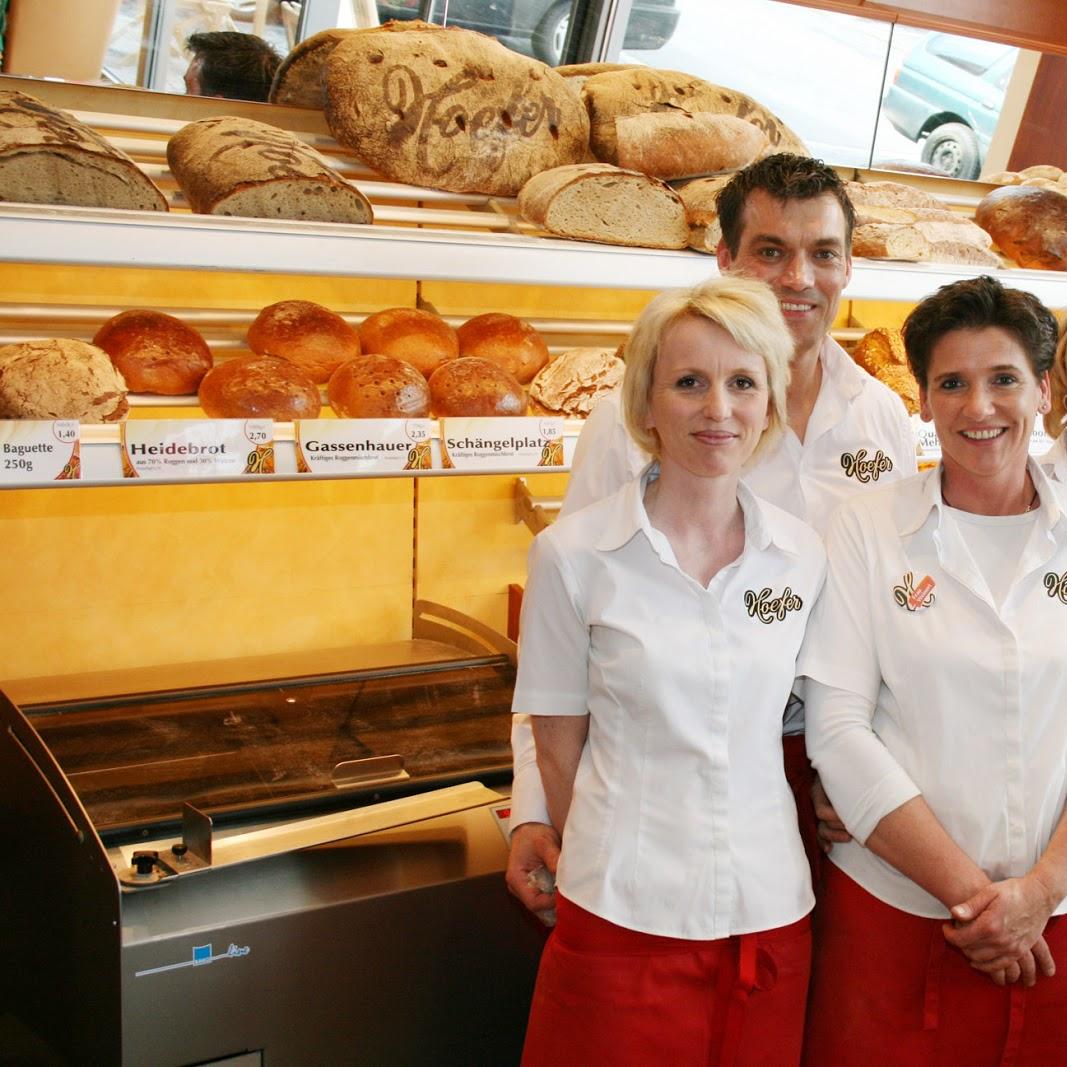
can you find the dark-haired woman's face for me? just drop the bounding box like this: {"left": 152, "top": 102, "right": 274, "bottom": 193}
{"left": 920, "top": 326, "right": 1050, "bottom": 484}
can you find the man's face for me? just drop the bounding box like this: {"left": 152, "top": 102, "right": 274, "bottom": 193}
{"left": 184, "top": 56, "right": 204, "bottom": 96}
{"left": 717, "top": 190, "right": 852, "bottom": 361}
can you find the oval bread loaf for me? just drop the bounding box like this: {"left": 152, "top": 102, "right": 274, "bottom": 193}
{"left": 93, "top": 310, "right": 213, "bottom": 395}
{"left": 615, "top": 111, "right": 767, "bottom": 180}
{"left": 456, "top": 313, "right": 549, "bottom": 385}
{"left": 328, "top": 355, "right": 431, "bottom": 418}
{"left": 247, "top": 300, "right": 361, "bottom": 384}
{"left": 975, "top": 186, "right": 1067, "bottom": 270}
{"left": 428, "top": 357, "right": 525, "bottom": 417}
{"left": 270, "top": 29, "right": 358, "bottom": 108}
{"left": 0, "top": 339, "right": 128, "bottom": 421}
{"left": 198, "top": 355, "right": 322, "bottom": 420}
{"left": 518, "top": 163, "right": 688, "bottom": 250}
{"left": 167, "top": 116, "right": 372, "bottom": 223}
{"left": 358, "top": 307, "right": 459, "bottom": 378}
{"left": 0, "top": 89, "right": 167, "bottom": 211}
{"left": 324, "top": 24, "right": 590, "bottom": 196}
{"left": 579, "top": 68, "right": 806, "bottom": 165}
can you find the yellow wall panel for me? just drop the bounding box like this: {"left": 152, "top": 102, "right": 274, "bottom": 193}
{"left": 421, "top": 280, "right": 658, "bottom": 321}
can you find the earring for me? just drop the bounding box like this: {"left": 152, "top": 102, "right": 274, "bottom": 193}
{"left": 1039, "top": 399, "right": 1051, "bottom": 413}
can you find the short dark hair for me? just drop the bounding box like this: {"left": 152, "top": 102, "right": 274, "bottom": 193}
{"left": 186, "top": 31, "right": 281, "bottom": 102}
{"left": 717, "top": 153, "right": 855, "bottom": 257}
{"left": 902, "top": 275, "right": 1058, "bottom": 387}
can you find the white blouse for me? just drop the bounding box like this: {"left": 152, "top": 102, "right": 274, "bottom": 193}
{"left": 513, "top": 470, "right": 826, "bottom": 938}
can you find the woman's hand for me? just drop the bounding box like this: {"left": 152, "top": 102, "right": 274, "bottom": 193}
{"left": 811, "top": 776, "right": 851, "bottom": 854}
{"left": 943, "top": 874, "right": 1058, "bottom": 977}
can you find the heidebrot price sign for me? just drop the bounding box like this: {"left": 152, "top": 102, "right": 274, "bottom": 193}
{"left": 0, "top": 420, "right": 80, "bottom": 484}
{"left": 120, "top": 420, "right": 274, "bottom": 479}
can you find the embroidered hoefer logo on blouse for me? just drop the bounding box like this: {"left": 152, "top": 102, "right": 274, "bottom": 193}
{"left": 840, "top": 448, "right": 893, "bottom": 484}
{"left": 744, "top": 586, "right": 803, "bottom": 624}
{"left": 1044, "top": 571, "right": 1067, "bottom": 605}
{"left": 893, "top": 572, "right": 936, "bottom": 612}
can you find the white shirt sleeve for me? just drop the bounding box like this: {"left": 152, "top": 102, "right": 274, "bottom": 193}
{"left": 561, "top": 392, "right": 646, "bottom": 517}
{"left": 801, "top": 504, "right": 920, "bottom": 844}
{"left": 804, "top": 680, "right": 920, "bottom": 845}
{"left": 508, "top": 714, "right": 551, "bottom": 829}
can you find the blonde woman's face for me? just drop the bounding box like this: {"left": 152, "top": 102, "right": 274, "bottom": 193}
{"left": 645, "top": 316, "right": 770, "bottom": 480}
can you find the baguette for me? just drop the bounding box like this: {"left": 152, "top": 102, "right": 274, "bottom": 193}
{"left": 518, "top": 163, "right": 688, "bottom": 250}
{"left": 167, "top": 116, "right": 372, "bottom": 223}
{"left": 0, "top": 89, "right": 167, "bottom": 211}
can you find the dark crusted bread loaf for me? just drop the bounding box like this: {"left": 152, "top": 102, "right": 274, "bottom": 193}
{"left": 247, "top": 300, "right": 361, "bottom": 384}
{"left": 328, "top": 355, "right": 431, "bottom": 418}
{"left": 975, "top": 186, "right": 1067, "bottom": 271}
{"left": 93, "top": 310, "right": 213, "bottom": 395}
{"left": 198, "top": 355, "right": 322, "bottom": 420}
{"left": 0, "top": 89, "right": 167, "bottom": 211}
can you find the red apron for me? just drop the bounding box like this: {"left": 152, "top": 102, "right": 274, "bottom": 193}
{"left": 783, "top": 732, "right": 821, "bottom": 882}
{"left": 804, "top": 861, "right": 1067, "bottom": 1067}
{"left": 521, "top": 895, "right": 811, "bottom": 1067}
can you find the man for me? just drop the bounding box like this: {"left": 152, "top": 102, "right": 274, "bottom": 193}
{"left": 183, "top": 31, "right": 282, "bottom": 102}
{"left": 507, "top": 153, "right": 918, "bottom": 921}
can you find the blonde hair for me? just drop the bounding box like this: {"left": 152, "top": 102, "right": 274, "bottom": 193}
{"left": 1046, "top": 320, "right": 1067, "bottom": 438}
{"left": 621, "top": 275, "right": 792, "bottom": 465}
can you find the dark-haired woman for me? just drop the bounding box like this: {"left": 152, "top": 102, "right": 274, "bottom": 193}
{"left": 802, "top": 276, "right": 1067, "bottom": 1066}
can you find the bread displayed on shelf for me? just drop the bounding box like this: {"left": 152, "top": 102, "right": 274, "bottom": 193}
{"left": 247, "top": 299, "right": 361, "bottom": 383}
{"left": 528, "top": 347, "right": 624, "bottom": 416}
{"left": 518, "top": 163, "right": 689, "bottom": 250}
{"left": 677, "top": 174, "right": 731, "bottom": 253}
{"left": 0, "top": 89, "right": 168, "bottom": 212}
{"left": 324, "top": 23, "right": 590, "bottom": 197}
{"left": 166, "top": 116, "right": 373, "bottom": 223}
{"left": 615, "top": 111, "right": 767, "bottom": 181}
{"left": 328, "top": 354, "right": 431, "bottom": 418}
{"left": 92, "top": 310, "right": 213, "bottom": 395}
{"left": 579, "top": 68, "right": 807, "bottom": 167}
{"left": 428, "top": 357, "right": 525, "bottom": 417}
{"left": 847, "top": 180, "right": 1000, "bottom": 267}
{"left": 358, "top": 307, "right": 459, "bottom": 378}
{"left": 456, "top": 313, "right": 549, "bottom": 384}
{"left": 975, "top": 186, "right": 1067, "bottom": 271}
{"left": 984, "top": 164, "right": 1067, "bottom": 192}
{"left": 270, "top": 28, "right": 358, "bottom": 109}
{"left": 851, "top": 327, "right": 919, "bottom": 416}
{"left": 0, "top": 338, "right": 129, "bottom": 421}
{"left": 198, "top": 355, "right": 322, "bottom": 420}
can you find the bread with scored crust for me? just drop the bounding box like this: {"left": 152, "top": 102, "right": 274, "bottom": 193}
{"left": 198, "top": 355, "right": 321, "bottom": 419}
{"left": 93, "top": 310, "right": 213, "bottom": 395}
{"left": 248, "top": 300, "right": 361, "bottom": 384}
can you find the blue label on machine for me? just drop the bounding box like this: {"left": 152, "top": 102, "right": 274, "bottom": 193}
{"left": 135, "top": 942, "right": 252, "bottom": 978}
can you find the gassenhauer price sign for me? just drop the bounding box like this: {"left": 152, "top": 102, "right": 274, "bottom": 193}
{"left": 120, "top": 420, "right": 274, "bottom": 479}
{"left": 294, "top": 419, "right": 435, "bottom": 473}
{"left": 440, "top": 418, "right": 564, "bottom": 471}
{"left": 0, "top": 420, "right": 80, "bottom": 484}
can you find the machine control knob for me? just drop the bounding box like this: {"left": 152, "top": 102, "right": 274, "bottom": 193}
{"left": 171, "top": 843, "right": 188, "bottom": 858}
{"left": 132, "top": 851, "right": 158, "bottom": 876}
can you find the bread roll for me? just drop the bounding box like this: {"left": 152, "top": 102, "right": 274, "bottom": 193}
{"left": 0, "top": 339, "right": 128, "bottom": 421}
{"left": 851, "top": 327, "right": 919, "bottom": 416}
{"left": 529, "top": 347, "right": 624, "bottom": 416}
{"left": 677, "top": 174, "right": 731, "bottom": 253}
{"left": 975, "top": 186, "right": 1067, "bottom": 270}
{"left": 247, "top": 300, "right": 361, "bottom": 384}
{"left": 198, "top": 355, "right": 321, "bottom": 420}
{"left": 579, "top": 68, "right": 806, "bottom": 166}
{"left": 324, "top": 24, "right": 590, "bottom": 196}
{"left": 428, "top": 357, "right": 525, "bottom": 417}
{"left": 166, "top": 116, "right": 372, "bottom": 224}
{"left": 358, "top": 307, "right": 459, "bottom": 378}
{"left": 518, "top": 163, "right": 689, "bottom": 250}
{"left": 616, "top": 112, "right": 767, "bottom": 180}
{"left": 328, "top": 355, "right": 431, "bottom": 418}
{"left": 1018, "top": 164, "right": 1064, "bottom": 181}
{"left": 0, "top": 89, "right": 167, "bottom": 211}
{"left": 456, "top": 313, "right": 549, "bottom": 384}
{"left": 92, "top": 310, "right": 212, "bottom": 395}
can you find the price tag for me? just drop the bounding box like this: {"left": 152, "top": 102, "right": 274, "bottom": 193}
{"left": 440, "top": 418, "right": 564, "bottom": 471}
{"left": 0, "top": 420, "right": 80, "bottom": 484}
{"left": 294, "top": 419, "right": 435, "bottom": 474}
{"left": 120, "top": 420, "right": 274, "bottom": 479}
{"left": 912, "top": 416, "right": 1054, "bottom": 464}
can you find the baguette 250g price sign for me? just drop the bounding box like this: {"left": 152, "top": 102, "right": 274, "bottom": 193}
{"left": 120, "top": 420, "right": 274, "bottom": 479}
{"left": 0, "top": 420, "right": 80, "bottom": 484}
{"left": 295, "top": 419, "right": 435, "bottom": 474}
{"left": 440, "top": 418, "right": 564, "bottom": 471}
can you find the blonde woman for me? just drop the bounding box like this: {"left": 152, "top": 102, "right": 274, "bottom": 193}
{"left": 514, "top": 276, "right": 826, "bottom": 1067}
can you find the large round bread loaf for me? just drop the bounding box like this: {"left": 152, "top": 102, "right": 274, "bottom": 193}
{"left": 358, "top": 307, "right": 459, "bottom": 378}
{"left": 456, "top": 313, "right": 548, "bottom": 384}
{"left": 324, "top": 24, "right": 590, "bottom": 196}
{"left": 166, "top": 116, "right": 372, "bottom": 223}
{"left": 0, "top": 339, "right": 128, "bottom": 421}
{"left": 328, "top": 355, "right": 431, "bottom": 418}
{"left": 93, "top": 310, "right": 213, "bottom": 395}
{"left": 579, "top": 68, "right": 806, "bottom": 165}
{"left": 247, "top": 300, "right": 361, "bottom": 383}
{"left": 615, "top": 112, "right": 767, "bottom": 180}
{"left": 198, "top": 355, "right": 321, "bottom": 419}
{"left": 270, "top": 29, "right": 358, "bottom": 108}
{"left": 0, "top": 89, "right": 167, "bottom": 211}
{"left": 428, "top": 357, "right": 525, "bottom": 417}
{"left": 975, "top": 186, "right": 1067, "bottom": 270}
